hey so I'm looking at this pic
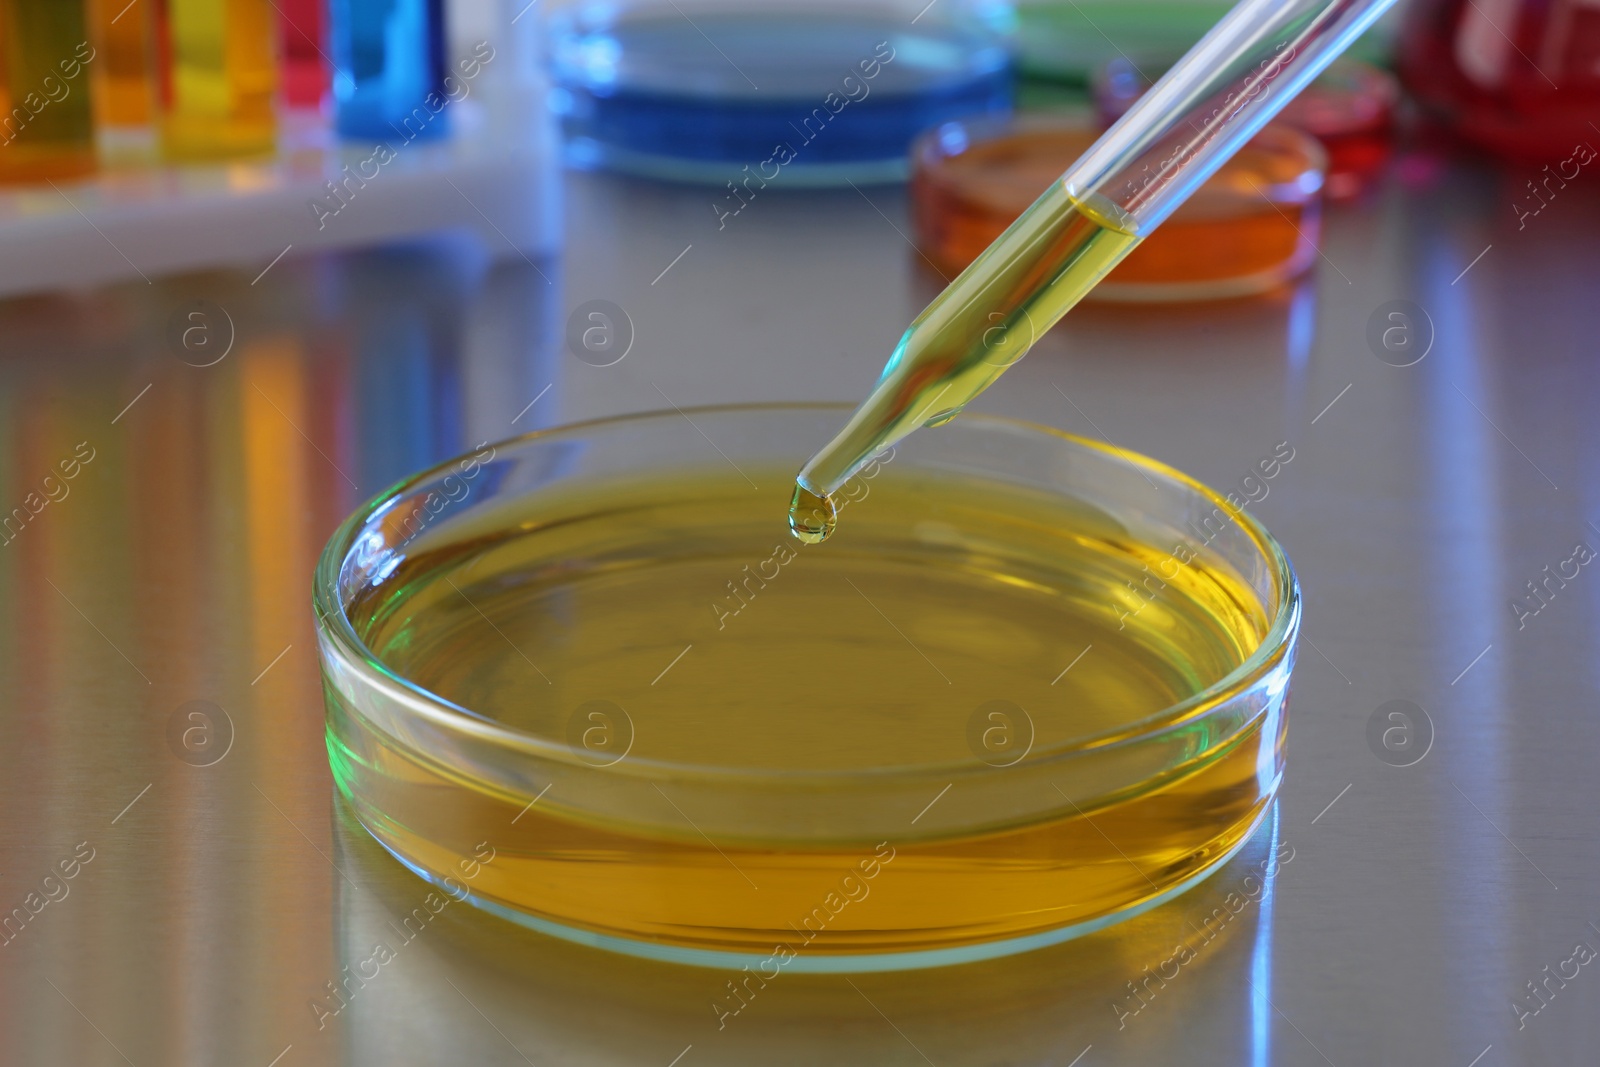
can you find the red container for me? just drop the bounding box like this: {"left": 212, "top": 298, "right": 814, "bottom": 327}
{"left": 279, "top": 0, "right": 329, "bottom": 109}
{"left": 1398, "top": 0, "right": 1600, "bottom": 159}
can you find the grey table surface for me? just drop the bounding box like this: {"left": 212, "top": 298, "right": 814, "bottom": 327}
{"left": 1, "top": 148, "right": 1596, "bottom": 1067}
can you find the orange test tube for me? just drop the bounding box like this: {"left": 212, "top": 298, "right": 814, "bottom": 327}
{"left": 0, "top": 0, "right": 98, "bottom": 183}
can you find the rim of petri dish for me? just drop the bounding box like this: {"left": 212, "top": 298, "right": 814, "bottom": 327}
{"left": 314, "top": 402, "right": 1300, "bottom": 789}
{"left": 368, "top": 817, "right": 1271, "bottom": 973}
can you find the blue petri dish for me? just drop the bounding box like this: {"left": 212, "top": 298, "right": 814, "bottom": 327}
{"left": 545, "top": 2, "right": 1015, "bottom": 186}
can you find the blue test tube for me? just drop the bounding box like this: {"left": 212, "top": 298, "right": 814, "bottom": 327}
{"left": 329, "top": 0, "right": 450, "bottom": 142}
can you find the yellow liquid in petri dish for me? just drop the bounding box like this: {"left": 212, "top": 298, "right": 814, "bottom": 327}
{"left": 333, "top": 465, "right": 1280, "bottom": 961}
{"left": 791, "top": 188, "right": 1141, "bottom": 540}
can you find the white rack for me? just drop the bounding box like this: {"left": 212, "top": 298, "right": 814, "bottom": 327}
{"left": 0, "top": 102, "right": 560, "bottom": 297}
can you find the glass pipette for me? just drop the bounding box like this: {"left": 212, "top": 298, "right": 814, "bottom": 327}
{"left": 789, "top": 0, "right": 1399, "bottom": 542}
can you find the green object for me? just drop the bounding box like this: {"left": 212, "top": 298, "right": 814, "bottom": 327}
{"left": 1014, "top": 1, "right": 1234, "bottom": 83}
{"left": 1015, "top": 79, "right": 1092, "bottom": 111}
{"left": 1014, "top": 0, "right": 1396, "bottom": 86}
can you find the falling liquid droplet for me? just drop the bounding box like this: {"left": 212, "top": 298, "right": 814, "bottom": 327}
{"left": 787, "top": 484, "right": 837, "bottom": 544}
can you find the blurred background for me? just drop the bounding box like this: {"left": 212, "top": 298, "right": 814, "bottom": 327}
{"left": 2, "top": 0, "right": 1600, "bottom": 1063}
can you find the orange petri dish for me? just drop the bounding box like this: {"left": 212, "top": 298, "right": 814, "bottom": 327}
{"left": 911, "top": 118, "right": 1327, "bottom": 302}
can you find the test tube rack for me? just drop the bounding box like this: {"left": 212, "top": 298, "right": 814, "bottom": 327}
{"left": 0, "top": 102, "right": 559, "bottom": 298}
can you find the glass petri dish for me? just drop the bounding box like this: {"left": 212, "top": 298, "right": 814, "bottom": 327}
{"left": 542, "top": 0, "right": 1014, "bottom": 186}
{"left": 1095, "top": 55, "right": 1397, "bottom": 199}
{"left": 315, "top": 404, "right": 1300, "bottom": 971}
{"left": 911, "top": 117, "right": 1326, "bottom": 301}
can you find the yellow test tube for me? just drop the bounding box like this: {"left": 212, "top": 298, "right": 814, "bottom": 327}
{"left": 160, "top": 0, "right": 277, "bottom": 161}
{"left": 88, "top": 0, "right": 155, "bottom": 131}
{"left": 0, "top": 0, "right": 98, "bottom": 183}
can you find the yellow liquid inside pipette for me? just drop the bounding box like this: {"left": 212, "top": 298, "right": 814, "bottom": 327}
{"left": 789, "top": 186, "right": 1140, "bottom": 543}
